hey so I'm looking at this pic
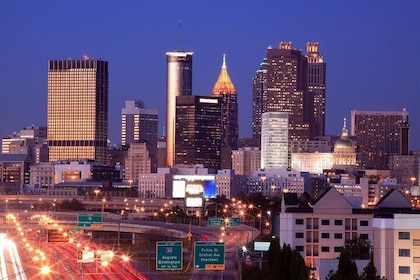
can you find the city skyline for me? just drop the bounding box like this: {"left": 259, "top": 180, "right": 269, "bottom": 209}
{"left": 1, "top": 1, "right": 419, "bottom": 149}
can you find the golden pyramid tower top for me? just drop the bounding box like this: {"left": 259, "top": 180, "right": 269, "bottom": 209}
{"left": 212, "top": 54, "right": 236, "bottom": 95}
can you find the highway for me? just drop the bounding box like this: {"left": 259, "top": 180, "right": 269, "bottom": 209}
{"left": 0, "top": 233, "right": 27, "bottom": 280}
{"left": 2, "top": 208, "right": 259, "bottom": 280}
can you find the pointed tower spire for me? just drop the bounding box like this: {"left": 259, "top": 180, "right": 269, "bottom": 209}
{"left": 341, "top": 118, "right": 348, "bottom": 138}
{"left": 212, "top": 54, "right": 236, "bottom": 95}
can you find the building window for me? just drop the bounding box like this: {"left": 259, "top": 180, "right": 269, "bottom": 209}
{"left": 296, "top": 232, "right": 304, "bottom": 239}
{"left": 321, "top": 219, "right": 330, "bottom": 226}
{"left": 399, "top": 249, "right": 410, "bottom": 257}
{"left": 295, "top": 246, "right": 304, "bottom": 252}
{"left": 321, "top": 246, "right": 329, "bottom": 252}
{"left": 321, "top": 233, "right": 330, "bottom": 239}
{"left": 334, "top": 233, "right": 343, "bottom": 239}
{"left": 360, "top": 234, "right": 369, "bottom": 240}
{"left": 334, "top": 220, "right": 343, "bottom": 226}
{"left": 398, "top": 266, "right": 410, "bottom": 274}
{"left": 413, "top": 239, "right": 420, "bottom": 246}
{"left": 360, "top": 220, "right": 369, "bottom": 227}
{"left": 334, "top": 247, "right": 343, "bottom": 253}
{"left": 399, "top": 232, "right": 410, "bottom": 240}
{"left": 295, "top": 219, "right": 304, "bottom": 225}
{"left": 413, "top": 257, "right": 420, "bottom": 263}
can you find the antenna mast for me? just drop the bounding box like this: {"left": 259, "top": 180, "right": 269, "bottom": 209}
{"left": 177, "top": 20, "right": 181, "bottom": 51}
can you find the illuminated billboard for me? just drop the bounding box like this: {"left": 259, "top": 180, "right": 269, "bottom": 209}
{"left": 172, "top": 175, "right": 216, "bottom": 199}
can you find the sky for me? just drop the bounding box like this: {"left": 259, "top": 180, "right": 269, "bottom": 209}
{"left": 1, "top": 1, "right": 419, "bottom": 149}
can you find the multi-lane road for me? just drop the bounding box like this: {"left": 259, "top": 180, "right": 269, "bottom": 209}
{"left": 1, "top": 209, "right": 259, "bottom": 280}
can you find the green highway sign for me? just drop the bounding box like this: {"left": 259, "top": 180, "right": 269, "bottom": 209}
{"left": 226, "top": 217, "right": 241, "bottom": 227}
{"left": 208, "top": 217, "right": 223, "bottom": 226}
{"left": 194, "top": 241, "right": 225, "bottom": 270}
{"left": 77, "top": 214, "right": 102, "bottom": 228}
{"left": 156, "top": 241, "right": 183, "bottom": 270}
{"left": 69, "top": 228, "right": 84, "bottom": 234}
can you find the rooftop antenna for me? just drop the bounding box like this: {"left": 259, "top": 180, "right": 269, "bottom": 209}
{"left": 177, "top": 20, "right": 181, "bottom": 51}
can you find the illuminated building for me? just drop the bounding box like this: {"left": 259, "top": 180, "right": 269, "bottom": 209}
{"left": 260, "top": 112, "right": 288, "bottom": 169}
{"left": 248, "top": 168, "right": 304, "bottom": 196}
{"left": 291, "top": 152, "right": 333, "bottom": 174}
{"left": 212, "top": 54, "right": 238, "bottom": 169}
{"left": 253, "top": 42, "right": 326, "bottom": 141}
{"left": 166, "top": 51, "right": 193, "bottom": 167}
{"left": 211, "top": 54, "right": 238, "bottom": 150}
{"left": 2, "top": 126, "right": 48, "bottom": 163}
{"left": 333, "top": 119, "right": 357, "bottom": 169}
{"left": 121, "top": 100, "right": 158, "bottom": 171}
{"left": 305, "top": 42, "right": 326, "bottom": 139}
{"left": 351, "top": 109, "right": 409, "bottom": 169}
{"left": 47, "top": 58, "right": 108, "bottom": 164}
{"left": 231, "top": 147, "right": 261, "bottom": 176}
{"left": 124, "top": 142, "right": 151, "bottom": 181}
{"left": 175, "top": 96, "right": 222, "bottom": 170}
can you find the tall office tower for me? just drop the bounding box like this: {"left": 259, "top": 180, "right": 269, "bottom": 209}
{"left": 47, "top": 59, "right": 108, "bottom": 164}
{"left": 305, "top": 42, "right": 326, "bottom": 139}
{"left": 166, "top": 51, "right": 193, "bottom": 167}
{"left": 175, "top": 96, "right": 222, "bottom": 170}
{"left": 121, "top": 100, "right": 158, "bottom": 172}
{"left": 253, "top": 42, "right": 326, "bottom": 142}
{"left": 260, "top": 112, "right": 289, "bottom": 169}
{"left": 252, "top": 58, "right": 267, "bottom": 139}
{"left": 351, "top": 110, "right": 409, "bottom": 170}
{"left": 211, "top": 54, "right": 238, "bottom": 149}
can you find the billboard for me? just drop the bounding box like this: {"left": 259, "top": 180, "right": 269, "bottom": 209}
{"left": 172, "top": 175, "right": 216, "bottom": 199}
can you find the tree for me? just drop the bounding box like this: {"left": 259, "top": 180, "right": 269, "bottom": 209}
{"left": 59, "top": 198, "right": 84, "bottom": 211}
{"left": 344, "top": 235, "right": 372, "bottom": 260}
{"left": 264, "top": 243, "right": 309, "bottom": 280}
{"left": 326, "top": 248, "right": 359, "bottom": 280}
{"left": 359, "top": 260, "right": 387, "bottom": 280}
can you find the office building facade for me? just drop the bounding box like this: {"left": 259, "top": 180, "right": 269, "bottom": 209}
{"left": 253, "top": 42, "right": 326, "bottom": 142}
{"left": 121, "top": 100, "right": 158, "bottom": 172}
{"left": 351, "top": 110, "right": 409, "bottom": 170}
{"left": 175, "top": 96, "right": 222, "bottom": 170}
{"left": 260, "top": 112, "right": 289, "bottom": 169}
{"left": 305, "top": 42, "right": 326, "bottom": 139}
{"left": 47, "top": 59, "right": 108, "bottom": 164}
{"left": 211, "top": 54, "right": 238, "bottom": 150}
{"left": 166, "top": 51, "right": 193, "bottom": 167}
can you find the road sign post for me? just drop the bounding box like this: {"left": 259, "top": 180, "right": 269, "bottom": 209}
{"left": 156, "top": 241, "right": 183, "bottom": 270}
{"left": 77, "top": 214, "right": 102, "bottom": 228}
{"left": 194, "top": 241, "right": 225, "bottom": 270}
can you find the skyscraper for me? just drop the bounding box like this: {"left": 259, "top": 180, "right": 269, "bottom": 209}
{"left": 260, "top": 112, "right": 289, "bottom": 169}
{"left": 351, "top": 109, "right": 409, "bottom": 170}
{"left": 306, "top": 42, "right": 326, "bottom": 139}
{"left": 166, "top": 51, "right": 193, "bottom": 167}
{"left": 47, "top": 58, "right": 108, "bottom": 164}
{"left": 252, "top": 42, "right": 326, "bottom": 142}
{"left": 211, "top": 54, "right": 238, "bottom": 150}
{"left": 175, "top": 95, "right": 222, "bottom": 170}
{"left": 121, "top": 100, "right": 158, "bottom": 172}
{"left": 252, "top": 58, "right": 267, "bottom": 139}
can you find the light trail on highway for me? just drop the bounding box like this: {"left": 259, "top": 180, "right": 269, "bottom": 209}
{"left": 0, "top": 233, "right": 27, "bottom": 280}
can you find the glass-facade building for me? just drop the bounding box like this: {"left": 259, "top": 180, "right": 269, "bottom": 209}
{"left": 47, "top": 59, "right": 108, "bottom": 164}
{"left": 175, "top": 96, "right": 222, "bottom": 170}
{"left": 166, "top": 51, "right": 193, "bottom": 167}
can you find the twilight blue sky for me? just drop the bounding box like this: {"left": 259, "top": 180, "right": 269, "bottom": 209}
{"left": 1, "top": 1, "right": 419, "bottom": 149}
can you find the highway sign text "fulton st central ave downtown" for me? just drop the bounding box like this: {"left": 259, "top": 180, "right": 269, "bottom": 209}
{"left": 194, "top": 241, "right": 225, "bottom": 270}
